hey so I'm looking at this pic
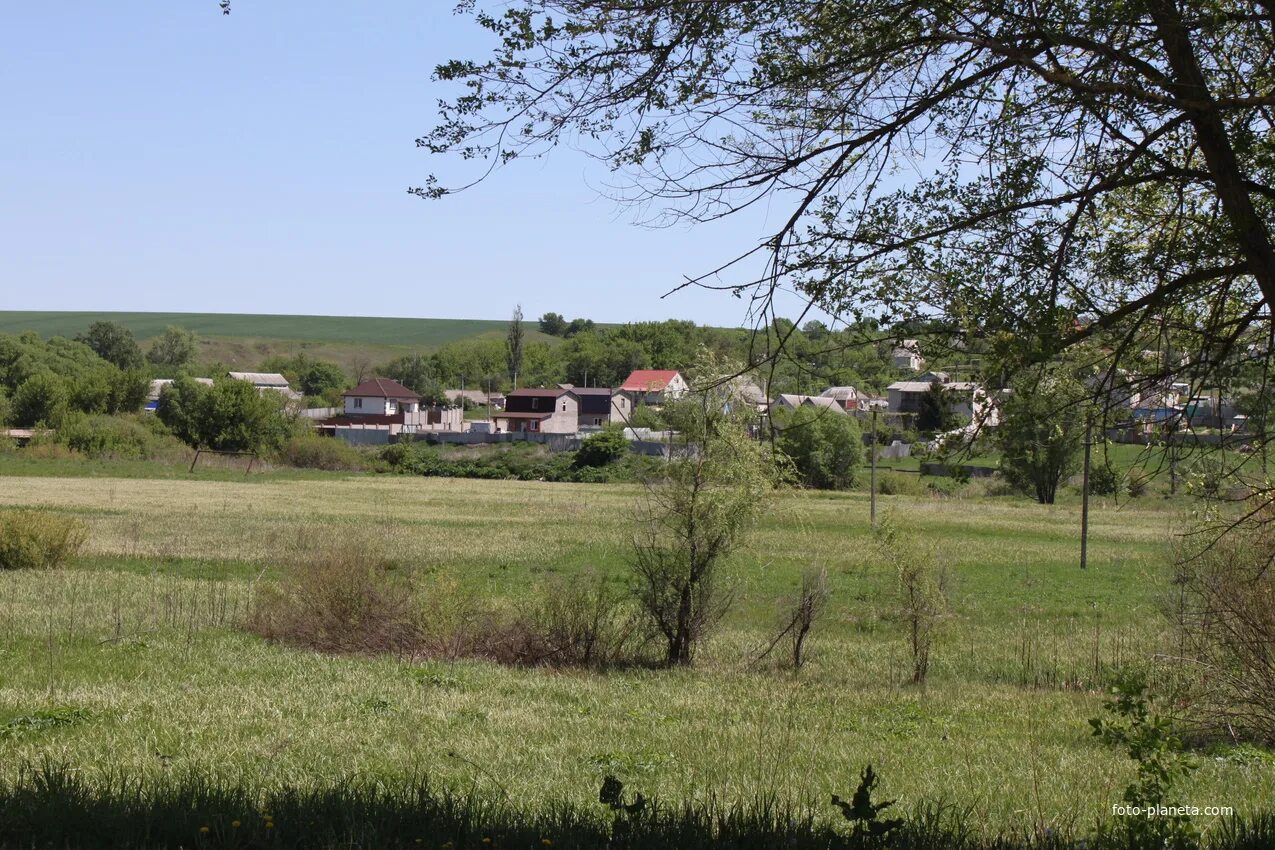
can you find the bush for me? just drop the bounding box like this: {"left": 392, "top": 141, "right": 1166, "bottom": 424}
{"left": 514, "top": 572, "right": 642, "bottom": 667}
{"left": 1088, "top": 462, "right": 1122, "bottom": 496}
{"left": 1126, "top": 470, "right": 1151, "bottom": 497}
{"left": 276, "top": 433, "right": 367, "bottom": 471}
{"left": 58, "top": 414, "right": 188, "bottom": 460}
{"left": 1172, "top": 504, "right": 1275, "bottom": 744}
{"left": 248, "top": 541, "right": 419, "bottom": 656}
{"left": 0, "top": 509, "right": 88, "bottom": 570}
{"left": 575, "top": 425, "right": 630, "bottom": 468}
{"left": 875, "top": 471, "right": 929, "bottom": 497}
{"left": 773, "top": 404, "right": 862, "bottom": 489}
{"left": 10, "top": 371, "right": 69, "bottom": 428}
{"left": 380, "top": 441, "right": 633, "bottom": 484}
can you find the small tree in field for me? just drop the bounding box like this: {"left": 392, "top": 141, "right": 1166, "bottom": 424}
{"left": 998, "top": 371, "right": 1087, "bottom": 505}
{"left": 916, "top": 380, "right": 956, "bottom": 433}
{"left": 773, "top": 403, "right": 862, "bottom": 490}
{"left": 631, "top": 364, "right": 781, "bottom": 666}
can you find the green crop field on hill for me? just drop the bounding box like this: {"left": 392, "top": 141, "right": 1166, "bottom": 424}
{"left": 0, "top": 311, "right": 550, "bottom": 348}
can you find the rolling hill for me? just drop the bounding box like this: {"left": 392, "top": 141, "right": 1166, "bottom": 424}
{"left": 0, "top": 311, "right": 563, "bottom": 375}
{"left": 0, "top": 311, "right": 530, "bottom": 348}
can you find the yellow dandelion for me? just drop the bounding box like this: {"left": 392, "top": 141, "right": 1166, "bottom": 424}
{"left": 541, "top": 840, "right": 553, "bottom": 847}
{"left": 231, "top": 820, "right": 241, "bottom": 828}
{"left": 483, "top": 839, "right": 493, "bottom": 845}
{"left": 199, "top": 826, "right": 210, "bottom": 834}
{"left": 265, "top": 822, "right": 275, "bottom": 830}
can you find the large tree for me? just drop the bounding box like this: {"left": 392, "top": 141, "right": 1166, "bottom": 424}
{"left": 422, "top": 2, "right": 1275, "bottom": 428}
{"left": 75, "top": 321, "right": 142, "bottom": 370}
{"left": 506, "top": 304, "right": 525, "bottom": 389}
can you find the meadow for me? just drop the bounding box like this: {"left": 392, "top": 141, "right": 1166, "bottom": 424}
{"left": 2, "top": 465, "right": 1271, "bottom": 843}
{"left": 0, "top": 311, "right": 543, "bottom": 348}
{"left": 0, "top": 311, "right": 564, "bottom": 376}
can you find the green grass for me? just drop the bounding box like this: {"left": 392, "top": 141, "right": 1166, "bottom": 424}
{"left": 0, "top": 311, "right": 561, "bottom": 348}
{"left": 0, "top": 468, "right": 1271, "bottom": 838}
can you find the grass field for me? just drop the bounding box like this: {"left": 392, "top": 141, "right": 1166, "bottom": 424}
{"left": 0, "top": 310, "right": 567, "bottom": 377}
{"left": 2, "top": 467, "right": 1272, "bottom": 837}
{"left": 0, "top": 311, "right": 551, "bottom": 348}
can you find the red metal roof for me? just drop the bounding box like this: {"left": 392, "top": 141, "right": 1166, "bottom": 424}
{"left": 621, "top": 370, "right": 681, "bottom": 392}
{"left": 342, "top": 377, "right": 420, "bottom": 400}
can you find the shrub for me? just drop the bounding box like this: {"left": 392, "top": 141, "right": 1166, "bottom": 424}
{"left": 1171, "top": 504, "right": 1275, "bottom": 744}
{"left": 10, "top": 371, "right": 69, "bottom": 428}
{"left": 773, "top": 404, "right": 863, "bottom": 489}
{"left": 515, "top": 572, "right": 642, "bottom": 667}
{"left": 58, "top": 414, "right": 187, "bottom": 460}
{"left": 875, "top": 471, "right": 928, "bottom": 497}
{"left": 0, "top": 509, "right": 88, "bottom": 570}
{"left": 874, "top": 520, "right": 948, "bottom": 685}
{"left": 277, "top": 432, "right": 367, "bottom": 471}
{"left": 1088, "top": 461, "right": 1122, "bottom": 496}
{"left": 1126, "top": 470, "right": 1151, "bottom": 497}
{"left": 247, "top": 541, "right": 419, "bottom": 656}
{"left": 575, "top": 425, "right": 630, "bottom": 468}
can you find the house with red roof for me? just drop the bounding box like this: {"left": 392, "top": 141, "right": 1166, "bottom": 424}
{"left": 620, "top": 369, "right": 689, "bottom": 405}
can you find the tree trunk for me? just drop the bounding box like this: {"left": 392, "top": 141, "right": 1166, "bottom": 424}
{"left": 1152, "top": 2, "right": 1275, "bottom": 308}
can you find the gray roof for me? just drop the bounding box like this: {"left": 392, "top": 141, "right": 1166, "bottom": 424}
{"left": 228, "top": 371, "right": 290, "bottom": 387}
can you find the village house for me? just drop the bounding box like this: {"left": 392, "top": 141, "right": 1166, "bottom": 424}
{"left": 771, "top": 394, "right": 848, "bottom": 416}
{"left": 316, "top": 377, "right": 462, "bottom": 442}
{"left": 819, "top": 386, "right": 860, "bottom": 411}
{"left": 620, "top": 369, "right": 689, "bottom": 405}
{"left": 494, "top": 388, "right": 581, "bottom": 434}
{"left": 569, "top": 387, "right": 635, "bottom": 429}
{"left": 892, "top": 340, "right": 925, "bottom": 371}
{"left": 886, "top": 376, "right": 988, "bottom": 422}
{"left": 444, "top": 389, "right": 505, "bottom": 410}
{"left": 227, "top": 371, "right": 303, "bottom": 402}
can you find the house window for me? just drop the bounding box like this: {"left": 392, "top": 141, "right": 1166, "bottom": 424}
{"left": 353, "top": 398, "right": 363, "bottom": 409}
{"left": 529, "top": 420, "right": 539, "bottom": 431}
{"left": 532, "top": 398, "right": 540, "bottom": 410}
{"left": 561, "top": 401, "right": 567, "bottom": 411}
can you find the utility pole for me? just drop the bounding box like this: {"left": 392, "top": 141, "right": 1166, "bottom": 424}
{"left": 1081, "top": 417, "right": 1092, "bottom": 569}
{"left": 870, "top": 407, "right": 878, "bottom": 528}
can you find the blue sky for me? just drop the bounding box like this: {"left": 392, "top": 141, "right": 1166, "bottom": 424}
{"left": 0, "top": 1, "right": 815, "bottom": 328}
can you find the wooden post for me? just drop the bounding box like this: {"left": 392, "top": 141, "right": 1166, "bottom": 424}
{"left": 870, "top": 407, "right": 878, "bottom": 528}
{"left": 1081, "top": 418, "right": 1092, "bottom": 570}
{"left": 189, "top": 449, "right": 201, "bottom": 474}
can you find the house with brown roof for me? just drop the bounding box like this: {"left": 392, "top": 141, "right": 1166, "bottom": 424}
{"left": 571, "top": 387, "right": 636, "bottom": 428}
{"left": 316, "top": 377, "right": 462, "bottom": 442}
{"left": 620, "top": 369, "right": 689, "bottom": 405}
{"left": 494, "top": 388, "right": 581, "bottom": 434}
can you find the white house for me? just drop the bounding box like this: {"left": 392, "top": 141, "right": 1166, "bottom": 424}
{"left": 892, "top": 340, "right": 925, "bottom": 371}
{"left": 620, "top": 370, "right": 690, "bottom": 405}
{"left": 316, "top": 377, "right": 463, "bottom": 442}
{"left": 819, "top": 386, "right": 860, "bottom": 410}
{"left": 227, "top": 371, "right": 302, "bottom": 402}
{"left": 342, "top": 377, "right": 421, "bottom": 416}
